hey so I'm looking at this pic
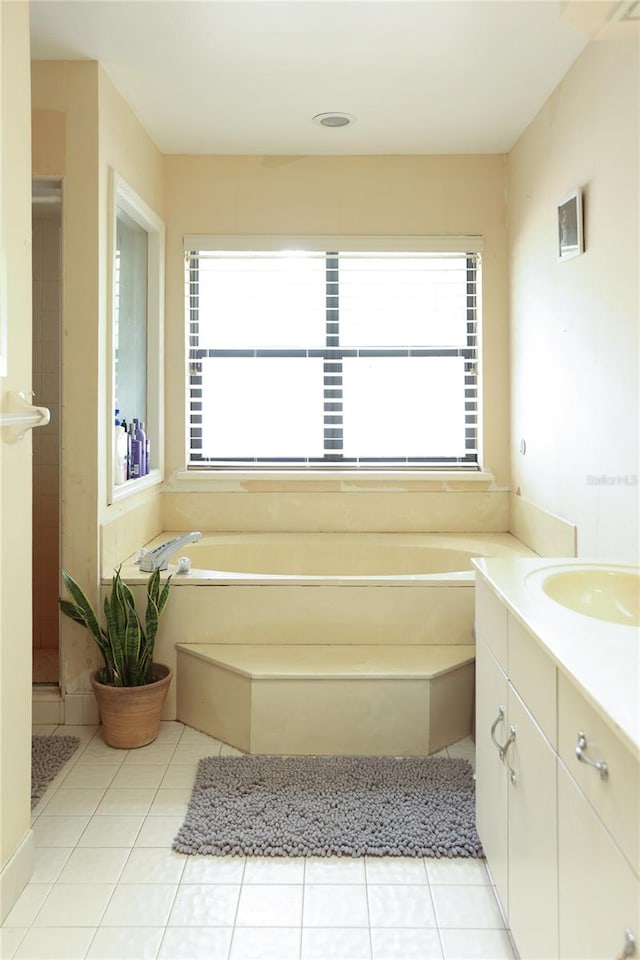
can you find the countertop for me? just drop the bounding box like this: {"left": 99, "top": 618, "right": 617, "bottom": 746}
{"left": 473, "top": 557, "right": 640, "bottom": 758}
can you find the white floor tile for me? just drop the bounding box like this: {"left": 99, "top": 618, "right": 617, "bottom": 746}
{"left": 304, "top": 857, "right": 366, "bottom": 885}
{"left": 158, "top": 926, "right": 233, "bottom": 959}
{"left": 32, "top": 816, "right": 90, "bottom": 847}
{"left": 371, "top": 927, "right": 443, "bottom": 959}
{"left": 170, "top": 744, "right": 218, "bottom": 764}
{"left": 100, "top": 884, "right": 177, "bottom": 927}
{"left": 302, "top": 926, "right": 372, "bottom": 959}
{"left": 2, "top": 886, "right": 52, "bottom": 929}
{"left": 230, "top": 926, "right": 301, "bottom": 959}
{"left": 439, "top": 927, "right": 516, "bottom": 959}
{"left": 160, "top": 764, "right": 198, "bottom": 788}
{"left": 77, "top": 816, "right": 144, "bottom": 848}
{"left": 110, "top": 765, "right": 167, "bottom": 789}
{"left": 37, "top": 788, "right": 105, "bottom": 817}
{"left": 219, "top": 743, "right": 244, "bottom": 757}
{"left": 14, "top": 926, "right": 96, "bottom": 959}
{"left": 134, "top": 816, "right": 184, "bottom": 848}
{"left": 445, "top": 739, "right": 476, "bottom": 770}
{"left": 178, "top": 728, "right": 223, "bottom": 747}
{"left": 430, "top": 885, "right": 506, "bottom": 930}
{"left": 29, "top": 847, "right": 73, "bottom": 884}
{"left": 303, "top": 884, "right": 369, "bottom": 928}
{"left": 147, "top": 788, "right": 190, "bottom": 817}
{"left": 60, "top": 765, "right": 120, "bottom": 789}
{"left": 367, "top": 884, "right": 437, "bottom": 928}
{"left": 365, "top": 857, "right": 428, "bottom": 884}
{"left": 154, "top": 722, "right": 187, "bottom": 744}
{"left": 243, "top": 858, "right": 305, "bottom": 884}
{"left": 95, "top": 788, "right": 156, "bottom": 816}
{"left": 34, "top": 884, "right": 114, "bottom": 927}
{"left": 0, "top": 927, "right": 26, "bottom": 959}
{"left": 168, "top": 884, "right": 240, "bottom": 926}
{"left": 57, "top": 847, "right": 130, "bottom": 884}
{"left": 425, "top": 858, "right": 490, "bottom": 886}
{"left": 235, "top": 884, "right": 303, "bottom": 928}
{"left": 119, "top": 848, "right": 187, "bottom": 884}
{"left": 181, "top": 856, "right": 246, "bottom": 885}
{"left": 87, "top": 926, "right": 165, "bottom": 959}
{"left": 32, "top": 725, "right": 58, "bottom": 736}
{"left": 122, "top": 744, "right": 176, "bottom": 766}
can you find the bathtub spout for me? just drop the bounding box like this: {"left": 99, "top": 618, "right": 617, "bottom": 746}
{"left": 139, "top": 532, "right": 202, "bottom": 572}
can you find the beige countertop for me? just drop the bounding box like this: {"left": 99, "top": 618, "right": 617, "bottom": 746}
{"left": 473, "top": 557, "right": 640, "bottom": 758}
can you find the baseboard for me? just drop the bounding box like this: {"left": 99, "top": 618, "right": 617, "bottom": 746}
{"left": 31, "top": 687, "right": 64, "bottom": 725}
{"left": 63, "top": 692, "right": 100, "bottom": 725}
{"left": 0, "top": 829, "right": 34, "bottom": 924}
{"left": 509, "top": 493, "right": 577, "bottom": 557}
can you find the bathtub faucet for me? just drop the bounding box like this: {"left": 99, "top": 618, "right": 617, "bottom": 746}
{"left": 139, "top": 531, "right": 202, "bottom": 572}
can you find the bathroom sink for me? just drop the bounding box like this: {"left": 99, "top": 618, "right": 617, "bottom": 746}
{"left": 531, "top": 565, "right": 640, "bottom": 626}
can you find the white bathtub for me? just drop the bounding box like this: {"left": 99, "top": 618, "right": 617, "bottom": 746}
{"left": 117, "top": 531, "right": 537, "bottom": 741}
{"left": 126, "top": 531, "right": 537, "bottom": 584}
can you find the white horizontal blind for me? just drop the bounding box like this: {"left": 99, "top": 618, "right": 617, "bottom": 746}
{"left": 186, "top": 246, "right": 480, "bottom": 468}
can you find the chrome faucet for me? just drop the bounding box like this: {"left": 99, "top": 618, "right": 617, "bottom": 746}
{"left": 139, "top": 531, "right": 202, "bottom": 572}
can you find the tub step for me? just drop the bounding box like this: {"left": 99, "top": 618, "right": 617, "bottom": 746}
{"left": 176, "top": 643, "right": 475, "bottom": 756}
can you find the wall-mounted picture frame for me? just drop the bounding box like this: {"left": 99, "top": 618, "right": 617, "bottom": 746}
{"left": 557, "top": 188, "right": 584, "bottom": 261}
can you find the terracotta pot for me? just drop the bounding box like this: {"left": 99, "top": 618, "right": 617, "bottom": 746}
{"left": 91, "top": 664, "right": 173, "bottom": 749}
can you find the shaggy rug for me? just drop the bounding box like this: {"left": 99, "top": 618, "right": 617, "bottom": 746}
{"left": 173, "top": 755, "right": 482, "bottom": 858}
{"left": 31, "top": 734, "right": 80, "bottom": 807}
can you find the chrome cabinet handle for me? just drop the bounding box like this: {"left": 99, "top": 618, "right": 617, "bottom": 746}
{"left": 490, "top": 707, "right": 507, "bottom": 758}
{"left": 616, "top": 928, "right": 636, "bottom": 959}
{"left": 503, "top": 725, "right": 517, "bottom": 784}
{"left": 576, "top": 732, "right": 609, "bottom": 780}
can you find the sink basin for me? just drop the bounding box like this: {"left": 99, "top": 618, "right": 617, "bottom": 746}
{"left": 532, "top": 566, "right": 640, "bottom": 626}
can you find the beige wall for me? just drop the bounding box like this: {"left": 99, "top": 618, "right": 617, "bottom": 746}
{"left": 508, "top": 37, "right": 639, "bottom": 560}
{"left": 0, "top": 0, "right": 34, "bottom": 917}
{"left": 31, "top": 63, "right": 165, "bottom": 697}
{"left": 163, "top": 155, "right": 510, "bottom": 490}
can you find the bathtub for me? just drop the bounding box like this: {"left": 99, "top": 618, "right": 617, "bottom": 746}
{"left": 119, "top": 531, "right": 538, "bottom": 751}
{"left": 118, "top": 532, "right": 537, "bottom": 733}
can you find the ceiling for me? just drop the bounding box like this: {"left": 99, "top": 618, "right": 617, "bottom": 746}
{"left": 29, "top": 1, "right": 589, "bottom": 156}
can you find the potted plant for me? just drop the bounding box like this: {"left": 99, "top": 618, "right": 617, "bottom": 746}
{"left": 60, "top": 566, "right": 173, "bottom": 748}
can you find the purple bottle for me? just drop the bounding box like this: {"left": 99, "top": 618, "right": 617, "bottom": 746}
{"left": 134, "top": 419, "right": 147, "bottom": 475}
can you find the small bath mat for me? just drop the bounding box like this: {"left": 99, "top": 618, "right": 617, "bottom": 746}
{"left": 173, "top": 755, "right": 482, "bottom": 858}
{"left": 31, "top": 734, "right": 80, "bottom": 807}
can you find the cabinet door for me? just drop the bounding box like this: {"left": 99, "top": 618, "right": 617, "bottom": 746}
{"left": 558, "top": 761, "right": 640, "bottom": 960}
{"left": 507, "top": 687, "right": 558, "bottom": 960}
{"left": 475, "top": 637, "right": 509, "bottom": 914}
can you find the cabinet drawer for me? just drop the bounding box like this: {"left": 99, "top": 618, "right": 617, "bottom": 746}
{"left": 558, "top": 762, "right": 639, "bottom": 959}
{"left": 558, "top": 672, "right": 639, "bottom": 876}
{"left": 508, "top": 615, "right": 557, "bottom": 748}
{"left": 475, "top": 576, "right": 508, "bottom": 670}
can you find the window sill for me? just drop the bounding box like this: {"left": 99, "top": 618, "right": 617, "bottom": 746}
{"left": 165, "top": 469, "right": 501, "bottom": 494}
{"left": 110, "top": 468, "right": 163, "bottom": 504}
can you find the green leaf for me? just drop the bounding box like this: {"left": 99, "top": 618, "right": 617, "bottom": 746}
{"left": 60, "top": 572, "right": 102, "bottom": 645}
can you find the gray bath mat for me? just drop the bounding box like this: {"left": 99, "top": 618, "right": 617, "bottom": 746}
{"left": 31, "top": 734, "right": 80, "bottom": 807}
{"left": 173, "top": 755, "right": 482, "bottom": 858}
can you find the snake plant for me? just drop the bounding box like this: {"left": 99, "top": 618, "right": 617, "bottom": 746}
{"left": 59, "top": 566, "right": 172, "bottom": 687}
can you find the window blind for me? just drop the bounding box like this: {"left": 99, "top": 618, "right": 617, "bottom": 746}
{"left": 185, "top": 245, "right": 481, "bottom": 469}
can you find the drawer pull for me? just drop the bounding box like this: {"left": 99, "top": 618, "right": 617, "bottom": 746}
{"left": 616, "top": 928, "right": 636, "bottom": 959}
{"left": 490, "top": 707, "right": 507, "bottom": 757}
{"left": 503, "top": 725, "right": 517, "bottom": 784}
{"left": 576, "top": 732, "right": 609, "bottom": 780}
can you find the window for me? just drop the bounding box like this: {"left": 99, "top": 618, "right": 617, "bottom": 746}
{"left": 185, "top": 238, "right": 481, "bottom": 469}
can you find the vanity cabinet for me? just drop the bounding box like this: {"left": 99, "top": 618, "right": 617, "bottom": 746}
{"left": 475, "top": 580, "right": 558, "bottom": 960}
{"left": 475, "top": 574, "right": 639, "bottom": 960}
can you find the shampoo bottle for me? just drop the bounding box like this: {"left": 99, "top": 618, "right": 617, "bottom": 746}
{"left": 129, "top": 421, "right": 142, "bottom": 478}
{"left": 134, "top": 419, "right": 147, "bottom": 476}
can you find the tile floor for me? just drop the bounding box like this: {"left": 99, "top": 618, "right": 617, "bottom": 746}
{"left": 1, "top": 724, "right": 517, "bottom": 960}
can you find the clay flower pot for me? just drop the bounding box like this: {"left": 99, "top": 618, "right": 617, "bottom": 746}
{"left": 91, "top": 664, "right": 173, "bottom": 749}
